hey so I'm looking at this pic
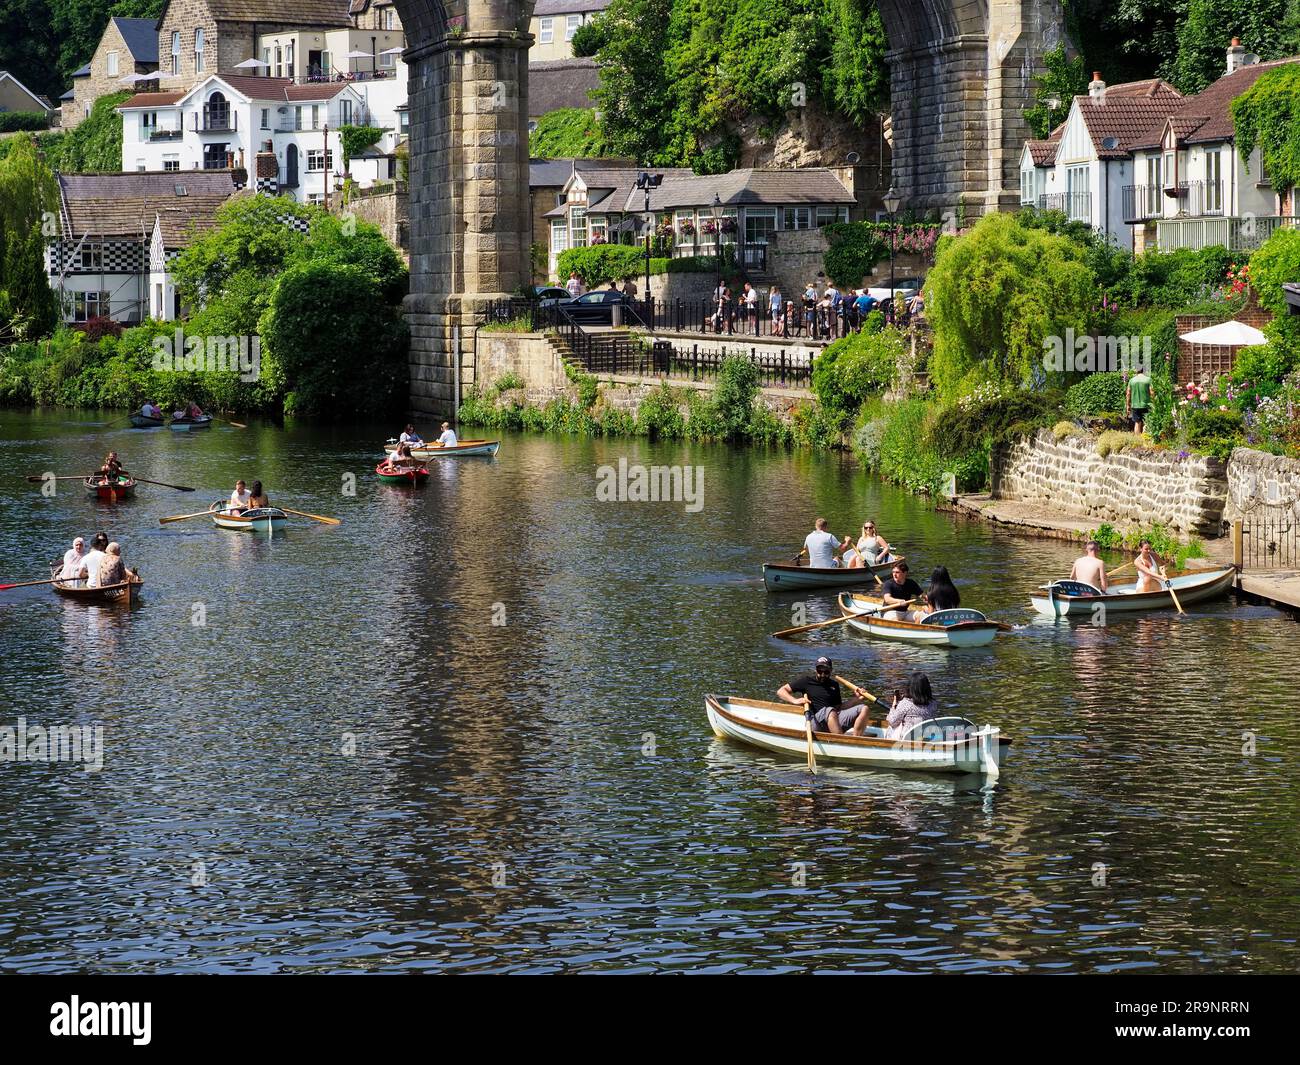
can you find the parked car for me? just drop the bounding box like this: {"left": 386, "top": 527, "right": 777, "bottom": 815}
{"left": 533, "top": 285, "right": 569, "bottom": 305}
{"left": 554, "top": 289, "right": 646, "bottom": 325}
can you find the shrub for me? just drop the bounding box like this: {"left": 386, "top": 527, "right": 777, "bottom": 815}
{"left": 1065, "top": 372, "right": 1126, "bottom": 416}
{"left": 1184, "top": 407, "right": 1245, "bottom": 442}
{"left": 1053, "top": 419, "right": 1081, "bottom": 441}
{"left": 635, "top": 381, "right": 686, "bottom": 438}
{"left": 0, "top": 112, "right": 48, "bottom": 133}
{"left": 810, "top": 326, "right": 905, "bottom": 424}
{"left": 929, "top": 389, "right": 1064, "bottom": 455}
{"left": 557, "top": 245, "right": 646, "bottom": 287}
{"left": 1096, "top": 430, "right": 1144, "bottom": 457}
{"left": 529, "top": 107, "right": 607, "bottom": 157}
{"left": 821, "top": 221, "right": 942, "bottom": 286}
{"left": 709, "top": 354, "right": 761, "bottom": 440}
{"left": 1087, "top": 521, "right": 1206, "bottom": 568}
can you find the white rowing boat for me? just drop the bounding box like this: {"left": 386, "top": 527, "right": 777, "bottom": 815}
{"left": 837, "top": 593, "right": 1002, "bottom": 647}
{"left": 705, "top": 695, "right": 1006, "bottom": 775}
{"left": 209, "top": 501, "right": 288, "bottom": 531}
{"left": 1028, "top": 565, "right": 1235, "bottom": 617}
{"left": 384, "top": 439, "right": 500, "bottom": 458}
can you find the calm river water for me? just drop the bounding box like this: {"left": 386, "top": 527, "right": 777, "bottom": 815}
{"left": 0, "top": 409, "right": 1297, "bottom": 974}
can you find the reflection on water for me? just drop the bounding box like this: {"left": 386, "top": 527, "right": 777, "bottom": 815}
{"left": 0, "top": 410, "right": 1298, "bottom": 973}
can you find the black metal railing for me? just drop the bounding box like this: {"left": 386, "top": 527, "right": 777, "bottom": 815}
{"left": 147, "top": 128, "right": 183, "bottom": 142}
{"left": 1240, "top": 518, "right": 1299, "bottom": 570}
{"left": 193, "top": 109, "right": 236, "bottom": 132}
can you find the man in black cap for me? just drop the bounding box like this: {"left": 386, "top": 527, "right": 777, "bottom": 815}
{"left": 776, "top": 656, "right": 870, "bottom": 735}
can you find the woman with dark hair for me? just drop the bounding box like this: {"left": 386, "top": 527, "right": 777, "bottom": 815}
{"left": 885, "top": 672, "right": 940, "bottom": 740}
{"left": 913, "top": 566, "right": 960, "bottom": 620}
{"left": 247, "top": 480, "right": 270, "bottom": 509}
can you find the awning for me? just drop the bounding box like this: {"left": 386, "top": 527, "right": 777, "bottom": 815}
{"left": 1178, "top": 320, "right": 1267, "bottom": 346}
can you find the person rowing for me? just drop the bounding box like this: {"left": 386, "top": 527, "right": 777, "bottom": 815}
{"left": 844, "top": 520, "right": 892, "bottom": 569}
{"left": 228, "top": 479, "right": 251, "bottom": 514}
{"left": 801, "top": 517, "right": 844, "bottom": 568}
{"left": 435, "top": 421, "right": 458, "bottom": 448}
{"left": 399, "top": 424, "right": 424, "bottom": 447}
{"left": 247, "top": 480, "right": 270, "bottom": 509}
{"left": 59, "top": 537, "right": 87, "bottom": 580}
{"left": 387, "top": 443, "right": 420, "bottom": 470}
{"left": 1069, "top": 540, "right": 1108, "bottom": 592}
{"left": 776, "top": 656, "right": 872, "bottom": 735}
{"left": 878, "top": 560, "right": 922, "bottom": 619}
{"left": 97, "top": 451, "right": 128, "bottom": 482}
{"left": 1133, "top": 538, "right": 1164, "bottom": 594}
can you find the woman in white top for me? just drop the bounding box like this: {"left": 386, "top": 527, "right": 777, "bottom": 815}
{"left": 436, "top": 421, "right": 458, "bottom": 447}
{"left": 228, "top": 479, "right": 251, "bottom": 513}
{"left": 60, "top": 538, "right": 87, "bottom": 580}
{"left": 399, "top": 424, "right": 424, "bottom": 447}
{"left": 80, "top": 533, "right": 109, "bottom": 588}
{"left": 855, "top": 521, "right": 891, "bottom": 566}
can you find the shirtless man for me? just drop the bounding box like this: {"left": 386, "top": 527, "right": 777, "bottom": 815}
{"left": 1069, "top": 540, "right": 1108, "bottom": 592}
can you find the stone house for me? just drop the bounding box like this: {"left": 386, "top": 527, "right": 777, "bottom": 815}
{"left": 63, "top": 17, "right": 159, "bottom": 130}
{"left": 529, "top": 0, "right": 611, "bottom": 63}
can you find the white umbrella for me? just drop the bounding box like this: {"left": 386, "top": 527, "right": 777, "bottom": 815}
{"left": 379, "top": 47, "right": 404, "bottom": 56}
{"left": 1178, "top": 320, "right": 1267, "bottom": 346}
{"left": 344, "top": 50, "right": 374, "bottom": 59}
{"left": 235, "top": 58, "right": 269, "bottom": 69}
{"left": 118, "top": 73, "right": 150, "bottom": 84}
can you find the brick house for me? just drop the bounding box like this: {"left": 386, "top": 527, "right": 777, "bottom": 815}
{"left": 64, "top": 17, "right": 159, "bottom": 130}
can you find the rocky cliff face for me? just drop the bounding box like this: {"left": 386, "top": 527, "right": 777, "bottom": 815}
{"left": 727, "top": 105, "right": 890, "bottom": 176}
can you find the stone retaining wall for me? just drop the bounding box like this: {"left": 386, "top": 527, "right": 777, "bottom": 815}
{"left": 991, "top": 429, "right": 1228, "bottom": 537}
{"left": 1224, "top": 446, "right": 1300, "bottom": 524}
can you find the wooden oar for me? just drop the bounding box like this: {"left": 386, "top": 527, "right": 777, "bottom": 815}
{"left": 0, "top": 576, "right": 65, "bottom": 591}
{"left": 1108, "top": 558, "right": 1137, "bottom": 578}
{"left": 803, "top": 696, "right": 816, "bottom": 775}
{"left": 1161, "top": 567, "right": 1186, "bottom": 616}
{"left": 834, "top": 675, "right": 888, "bottom": 723}
{"left": 159, "top": 507, "right": 216, "bottom": 524}
{"left": 25, "top": 473, "right": 98, "bottom": 482}
{"left": 131, "top": 476, "right": 195, "bottom": 492}
{"left": 772, "top": 613, "right": 857, "bottom": 639}
{"left": 278, "top": 506, "right": 340, "bottom": 526}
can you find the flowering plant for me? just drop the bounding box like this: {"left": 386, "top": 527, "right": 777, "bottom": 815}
{"left": 679, "top": 219, "right": 696, "bottom": 236}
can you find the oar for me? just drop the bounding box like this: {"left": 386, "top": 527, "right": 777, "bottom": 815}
{"left": 0, "top": 576, "right": 65, "bottom": 591}
{"left": 1161, "top": 567, "right": 1186, "bottom": 616}
{"left": 834, "top": 675, "right": 888, "bottom": 723}
{"left": 772, "top": 613, "right": 857, "bottom": 639}
{"left": 131, "top": 476, "right": 195, "bottom": 492}
{"left": 25, "top": 473, "right": 99, "bottom": 482}
{"left": 1108, "top": 558, "right": 1137, "bottom": 578}
{"left": 278, "top": 506, "right": 340, "bottom": 526}
{"left": 803, "top": 696, "right": 816, "bottom": 775}
{"left": 159, "top": 507, "right": 216, "bottom": 524}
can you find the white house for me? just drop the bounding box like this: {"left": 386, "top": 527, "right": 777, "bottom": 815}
{"left": 1020, "top": 74, "right": 1183, "bottom": 246}
{"left": 118, "top": 73, "right": 371, "bottom": 203}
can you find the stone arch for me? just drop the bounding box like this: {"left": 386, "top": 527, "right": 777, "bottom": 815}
{"left": 876, "top": 0, "right": 1065, "bottom": 218}
{"left": 390, "top": 0, "right": 535, "bottom": 416}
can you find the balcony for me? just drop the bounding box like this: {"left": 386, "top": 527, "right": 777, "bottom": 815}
{"left": 192, "top": 109, "right": 236, "bottom": 133}
{"left": 1038, "top": 192, "right": 1092, "bottom": 225}
{"left": 1157, "top": 215, "right": 1299, "bottom": 252}
{"left": 1122, "top": 184, "right": 1166, "bottom": 223}
{"left": 146, "top": 128, "right": 183, "bottom": 142}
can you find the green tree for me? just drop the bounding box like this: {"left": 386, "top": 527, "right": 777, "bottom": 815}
{"left": 1023, "top": 44, "right": 1088, "bottom": 139}
{"left": 0, "top": 135, "right": 60, "bottom": 341}
{"left": 925, "top": 212, "right": 1100, "bottom": 398}
{"left": 43, "top": 90, "right": 131, "bottom": 172}
{"left": 1171, "top": 0, "right": 1292, "bottom": 93}
{"left": 571, "top": 15, "right": 612, "bottom": 58}
{"left": 591, "top": 0, "right": 675, "bottom": 164}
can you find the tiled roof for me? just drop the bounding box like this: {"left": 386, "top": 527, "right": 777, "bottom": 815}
{"left": 284, "top": 82, "right": 352, "bottom": 101}
{"left": 156, "top": 0, "right": 351, "bottom": 27}
{"left": 1026, "top": 124, "right": 1063, "bottom": 167}
{"left": 1075, "top": 80, "right": 1183, "bottom": 158}
{"left": 534, "top": 0, "right": 613, "bottom": 14}
{"left": 58, "top": 171, "right": 236, "bottom": 245}
{"left": 179, "top": 74, "right": 355, "bottom": 103}
{"left": 112, "top": 17, "right": 159, "bottom": 63}
{"left": 528, "top": 58, "right": 599, "bottom": 118}
{"left": 118, "top": 91, "right": 185, "bottom": 109}
{"left": 545, "top": 166, "right": 854, "bottom": 215}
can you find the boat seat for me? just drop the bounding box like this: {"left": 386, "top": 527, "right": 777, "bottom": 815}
{"left": 921, "top": 608, "right": 987, "bottom": 627}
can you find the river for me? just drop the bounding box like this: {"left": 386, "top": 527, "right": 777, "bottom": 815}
{"left": 0, "top": 408, "right": 1297, "bottom": 973}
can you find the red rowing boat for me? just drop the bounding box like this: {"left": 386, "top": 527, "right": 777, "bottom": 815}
{"left": 375, "top": 461, "right": 428, "bottom": 485}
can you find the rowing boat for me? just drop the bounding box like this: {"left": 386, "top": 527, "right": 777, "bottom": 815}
{"left": 48, "top": 563, "right": 142, "bottom": 605}
{"left": 1029, "top": 565, "right": 1236, "bottom": 617}
{"left": 837, "top": 593, "right": 1001, "bottom": 647}
{"left": 762, "top": 554, "right": 902, "bottom": 592}
{"left": 705, "top": 694, "right": 1006, "bottom": 775}
{"left": 129, "top": 413, "right": 164, "bottom": 428}
{"left": 209, "top": 500, "right": 288, "bottom": 531}
{"left": 375, "top": 461, "right": 429, "bottom": 485}
{"left": 383, "top": 439, "right": 500, "bottom": 459}
{"left": 170, "top": 414, "right": 213, "bottom": 431}
{"left": 84, "top": 475, "right": 136, "bottom": 501}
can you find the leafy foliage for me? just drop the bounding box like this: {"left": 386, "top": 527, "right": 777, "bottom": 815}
{"left": 528, "top": 108, "right": 608, "bottom": 158}
{"left": 0, "top": 112, "right": 49, "bottom": 132}
{"left": 1086, "top": 521, "right": 1206, "bottom": 567}
{"left": 339, "top": 125, "right": 383, "bottom": 164}
{"left": 821, "top": 222, "right": 942, "bottom": 286}
{"left": 1065, "top": 372, "right": 1127, "bottom": 416}
{"left": 557, "top": 244, "right": 645, "bottom": 286}
{"left": 1023, "top": 44, "right": 1088, "bottom": 139}
{"left": 810, "top": 325, "right": 904, "bottom": 423}
{"left": 0, "top": 135, "right": 59, "bottom": 342}
{"left": 44, "top": 91, "right": 131, "bottom": 172}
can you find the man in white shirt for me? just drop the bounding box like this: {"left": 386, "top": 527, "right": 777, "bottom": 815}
{"left": 566, "top": 272, "right": 583, "bottom": 298}
{"left": 802, "top": 517, "right": 842, "bottom": 569}
{"left": 436, "top": 421, "right": 458, "bottom": 447}
{"left": 60, "top": 537, "right": 86, "bottom": 580}
{"left": 228, "top": 479, "right": 251, "bottom": 513}
{"left": 80, "top": 532, "right": 109, "bottom": 588}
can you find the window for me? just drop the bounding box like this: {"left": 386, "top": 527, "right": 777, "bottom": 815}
{"left": 260, "top": 108, "right": 269, "bottom": 129}
{"left": 1020, "top": 168, "right": 1034, "bottom": 205}
{"left": 70, "top": 290, "right": 110, "bottom": 322}
{"left": 817, "top": 205, "right": 847, "bottom": 226}
{"left": 307, "top": 148, "right": 333, "bottom": 171}
{"left": 321, "top": 51, "right": 332, "bottom": 76}
{"left": 107, "top": 51, "right": 119, "bottom": 78}
{"left": 744, "top": 207, "right": 776, "bottom": 244}
{"left": 566, "top": 15, "right": 580, "bottom": 40}
{"left": 398, "top": 110, "right": 409, "bottom": 133}
{"left": 195, "top": 28, "right": 204, "bottom": 73}
{"left": 80, "top": 243, "right": 103, "bottom": 270}
{"left": 1163, "top": 150, "right": 1175, "bottom": 188}
{"left": 171, "top": 31, "right": 180, "bottom": 76}
{"left": 287, "top": 42, "right": 295, "bottom": 80}
{"left": 154, "top": 283, "right": 163, "bottom": 318}
{"left": 275, "top": 46, "right": 283, "bottom": 79}
{"left": 590, "top": 218, "right": 607, "bottom": 244}
{"left": 569, "top": 206, "right": 588, "bottom": 247}
{"left": 263, "top": 48, "right": 272, "bottom": 75}
{"left": 294, "top": 105, "right": 303, "bottom": 130}
{"left": 140, "top": 112, "right": 157, "bottom": 140}
{"left": 782, "top": 206, "right": 812, "bottom": 230}
{"left": 163, "top": 153, "right": 179, "bottom": 171}
{"left": 384, "top": 9, "right": 395, "bottom": 30}
{"left": 1066, "top": 164, "right": 1090, "bottom": 223}
{"left": 136, "top": 159, "right": 146, "bottom": 172}
{"left": 539, "top": 18, "right": 553, "bottom": 44}
{"left": 1205, "top": 149, "right": 1223, "bottom": 214}
{"left": 311, "top": 104, "right": 320, "bottom": 130}
{"left": 380, "top": 48, "right": 395, "bottom": 69}
{"left": 340, "top": 99, "right": 353, "bottom": 125}
{"left": 203, "top": 142, "right": 229, "bottom": 169}
{"left": 674, "top": 210, "right": 695, "bottom": 242}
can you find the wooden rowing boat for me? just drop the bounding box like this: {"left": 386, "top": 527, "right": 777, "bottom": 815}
{"left": 837, "top": 592, "right": 1001, "bottom": 647}
{"left": 375, "top": 461, "right": 429, "bottom": 485}
{"left": 705, "top": 694, "right": 1006, "bottom": 775}
{"left": 48, "top": 563, "right": 142, "bottom": 605}
{"left": 170, "top": 414, "right": 213, "bottom": 431}
{"left": 209, "top": 500, "right": 287, "bottom": 531}
{"left": 129, "top": 413, "right": 164, "bottom": 428}
{"left": 383, "top": 439, "right": 500, "bottom": 458}
{"left": 84, "top": 475, "right": 136, "bottom": 501}
{"left": 762, "top": 554, "right": 902, "bottom": 592}
{"left": 1029, "top": 565, "right": 1236, "bottom": 617}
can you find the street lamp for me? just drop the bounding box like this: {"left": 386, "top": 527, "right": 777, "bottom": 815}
{"left": 635, "top": 171, "right": 662, "bottom": 309}
{"left": 883, "top": 186, "right": 902, "bottom": 321}
{"left": 710, "top": 192, "right": 723, "bottom": 293}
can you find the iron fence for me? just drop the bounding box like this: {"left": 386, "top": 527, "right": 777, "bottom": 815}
{"left": 1239, "top": 518, "right": 1299, "bottom": 570}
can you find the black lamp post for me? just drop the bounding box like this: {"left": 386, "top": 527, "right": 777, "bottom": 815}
{"left": 635, "top": 171, "right": 662, "bottom": 311}
{"left": 710, "top": 192, "right": 723, "bottom": 291}
{"left": 883, "top": 186, "right": 901, "bottom": 322}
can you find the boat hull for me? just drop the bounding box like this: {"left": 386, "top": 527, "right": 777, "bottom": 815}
{"left": 762, "top": 555, "right": 901, "bottom": 592}
{"left": 1029, "top": 566, "right": 1236, "bottom": 617}
{"left": 375, "top": 461, "right": 429, "bottom": 485}
{"left": 49, "top": 564, "right": 141, "bottom": 605}
{"left": 837, "top": 594, "right": 1000, "bottom": 647}
{"left": 705, "top": 695, "right": 1004, "bottom": 776}
{"left": 129, "top": 414, "right": 164, "bottom": 428}
{"left": 84, "top": 477, "right": 136, "bottom": 501}
{"left": 170, "top": 415, "right": 213, "bottom": 431}
{"left": 209, "top": 501, "right": 287, "bottom": 531}
{"left": 384, "top": 440, "right": 500, "bottom": 458}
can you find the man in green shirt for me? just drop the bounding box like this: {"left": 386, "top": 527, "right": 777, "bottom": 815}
{"left": 1127, "top": 370, "right": 1152, "bottom": 435}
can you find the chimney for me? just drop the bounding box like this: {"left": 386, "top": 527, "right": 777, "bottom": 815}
{"left": 1088, "top": 72, "right": 1106, "bottom": 103}
{"left": 1227, "top": 37, "right": 1247, "bottom": 74}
